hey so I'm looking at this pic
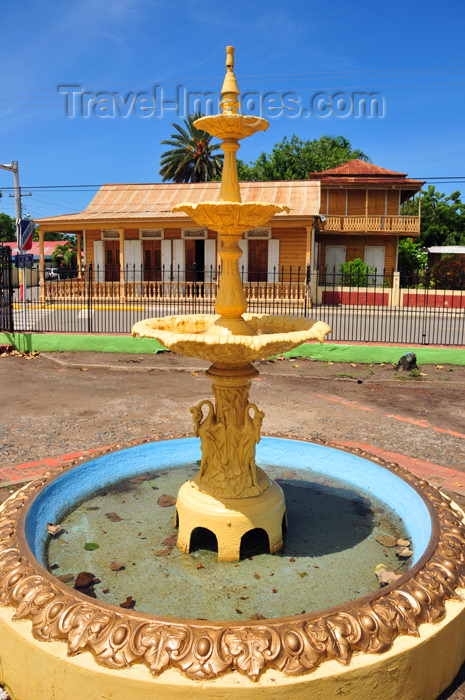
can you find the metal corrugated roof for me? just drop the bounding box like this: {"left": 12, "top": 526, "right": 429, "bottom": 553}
{"left": 427, "top": 246, "right": 465, "bottom": 254}
{"left": 35, "top": 181, "right": 320, "bottom": 225}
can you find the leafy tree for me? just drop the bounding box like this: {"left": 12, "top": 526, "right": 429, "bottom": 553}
{"left": 339, "top": 258, "right": 375, "bottom": 286}
{"left": 32, "top": 228, "right": 69, "bottom": 242}
{"left": 0, "top": 212, "right": 16, "bottom": 242}
{"left": 237, "top": 134, "right": 370, "bottom": 181}
{"left": 419, "top": 186, "right": 465, "bottom": 247}
{"left": 398, "top": 238, "right": 427, "bottom": 274}
{"left": 159, "top": 112, "right": 223, "bottom": 183}
{"left": 52, "top": 241, "right": 77, "bottom": 268}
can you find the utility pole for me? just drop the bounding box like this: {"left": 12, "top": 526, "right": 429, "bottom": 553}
{"left": 0, "top": 161, "right": 26, "bottom": 328}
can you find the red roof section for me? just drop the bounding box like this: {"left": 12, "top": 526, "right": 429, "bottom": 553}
{"left": 307, "top": 159, "right": 424, "bottom": 187}
{"left": 2, "top": 241, "right": 82, "bottom": 257}
{"left": 309, "top": 159, "right": 407, "bottom": 177}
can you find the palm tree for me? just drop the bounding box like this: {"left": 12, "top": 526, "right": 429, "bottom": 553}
{"left": 159, "top": 112, "right": 223, "bottom": 183}
{"left": 52, "top": 242, "right": 77, "bottom": 269}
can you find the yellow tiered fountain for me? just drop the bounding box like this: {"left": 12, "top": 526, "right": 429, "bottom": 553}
{"left": 132, "top": 46, "right": 330, "bottom": 561}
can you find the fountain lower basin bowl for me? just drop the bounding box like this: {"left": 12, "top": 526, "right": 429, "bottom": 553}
{"left": 1, "top": 438, "right": 465, "bottom": 699}
{"left": 132, "top": 314, "right": 331, "bottom": 366}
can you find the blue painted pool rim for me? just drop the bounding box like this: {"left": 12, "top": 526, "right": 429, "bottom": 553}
{"left": 20, "top": 435, "right": 439, "bottom": 618}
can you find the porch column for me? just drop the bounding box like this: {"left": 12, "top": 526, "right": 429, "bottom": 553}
{"left": 118, "top": 228, "right": 125, "bottom": 300}
{"left": 76, "top": 233, "right": 83, "bottom": 280}
{"left": 38, "top": 228, "right": 45, "bottom": 302}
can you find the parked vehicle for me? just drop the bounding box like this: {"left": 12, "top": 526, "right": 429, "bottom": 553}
{"left": 45, "top": 268, "right": 59, "bottom": 280}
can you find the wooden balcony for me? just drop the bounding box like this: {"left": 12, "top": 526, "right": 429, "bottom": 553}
{"left": 324, "top": 215, "right": 420, "bottom": 234}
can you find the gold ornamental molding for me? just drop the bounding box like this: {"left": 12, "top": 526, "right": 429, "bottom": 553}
{"left": 0, "top": 440, "right": 464, "bottom": 681}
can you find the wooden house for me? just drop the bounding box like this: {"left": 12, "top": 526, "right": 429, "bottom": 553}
{"left": 308, "top": 160, "right": 423, "bottom": 274}
{"left": 35, "top": 160, "right": 423, "bottom": 302}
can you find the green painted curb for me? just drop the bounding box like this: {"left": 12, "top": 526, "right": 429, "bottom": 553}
{"left": 281, "top": 343, "right": 465, "bottom": 365}
{"left": 1, "top": 333, "right": 464, "bottom": 364}
{"left": 0, "top": 333, "right": 166, "bottom": 355}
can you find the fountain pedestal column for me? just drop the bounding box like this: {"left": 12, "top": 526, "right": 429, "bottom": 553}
{"left": 175, "top": 364, "right": 287, "bottom": 561}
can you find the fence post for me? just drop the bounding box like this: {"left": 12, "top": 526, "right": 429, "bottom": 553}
{"left": 392, "top": 271, "right": 401, "bottom": 308}
{"left": 88, "top": 263, "right": 93, "bottom": 333}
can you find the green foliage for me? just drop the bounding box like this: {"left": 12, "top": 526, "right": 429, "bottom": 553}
{"left": 420, "top": 186, "right": 465, "bottom": 247}
{"left": 52, "top": 241, "right": 77, "bottom": 268}
{"left": 32, "top": 229, "right": 69, "bottom": 242}
{"left": 430, "top": 255, "right": 465, "bottom": 290}
{"left": 159, "top": 112, "right": 223, "bottom": 183}
{"left": 0, "top": 212, "right": 16, "bottom": 242}
{"left": 339, "top": 258, "right": 375, "bottom": 286}
{"left": 398, "top": 238, "right": 427, "bottom": 274}
{"left": 237, "top": 134, "right": 370, "bottom": 181}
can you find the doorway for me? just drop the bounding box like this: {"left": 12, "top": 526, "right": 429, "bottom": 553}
{"left": 143, "top": 240, "right": 162, "bottom": 281}
{"left": 248, "top": 239, "right": 268, "bottom": 282}
{"left": 185, "top": 239, "right": 205, "bottom": 282}
{"left": 104, "top": 241, "right": 120, "bottom": 282}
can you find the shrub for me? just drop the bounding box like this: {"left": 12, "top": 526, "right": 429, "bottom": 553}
{"left": 339, "top": 258, "right": 376, "bottom": 287}
{"left": 430, "top": 255, "right": 465, "bottom": 290}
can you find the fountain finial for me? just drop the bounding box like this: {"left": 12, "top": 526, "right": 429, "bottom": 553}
{"left": 221, "top": 45, "right": 240, "bottom": 114}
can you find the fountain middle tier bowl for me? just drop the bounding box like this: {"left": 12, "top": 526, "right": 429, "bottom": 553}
{"left": 171, "top": 201, "right": 290, "bottom": 235}
{"left": 132, "top": 313, "right": 330, "bottom": 366}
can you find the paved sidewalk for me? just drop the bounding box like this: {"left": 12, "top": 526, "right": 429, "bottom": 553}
{"left": 4, "top": 438, "right": 465, "bottom": 499}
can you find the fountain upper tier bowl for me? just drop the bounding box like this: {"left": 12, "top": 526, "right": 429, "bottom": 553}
{"left": 132, "top": 313, "right": 330, "bottom": 367}
{"left": 194, "top": 113, "right": 269, "bottom": 140}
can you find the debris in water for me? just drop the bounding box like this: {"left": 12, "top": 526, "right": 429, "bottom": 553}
{"left": 105, "top": 512, "right": 123, "bottom": 522}
{"left": 157, "top": 494, "right": 176, "bottom": 507}
{"left": 375, "top": 534, "right": 396, "bottom": 548}
{"left": 47, "top": 523, "right": 63, "bottom": 536}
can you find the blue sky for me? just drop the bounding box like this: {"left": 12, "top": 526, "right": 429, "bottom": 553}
{"left": 1, "top": 0, "right": 464, "bottom": 221}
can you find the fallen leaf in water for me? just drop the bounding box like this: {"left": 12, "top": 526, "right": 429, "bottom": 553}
{"left": 299, "top": 572, "right": 308, "bottom": 578}
{"left": 253, "top": 573, "right": 260, "bottom": 579}
{"left": 155, "top": 549, "right": 172, "bottom": 557}
{"left": 57, "top": 574, "right": 74, "bottom": 584}
{"left": 75, "top": 572, "right": 97, "bottom": 588}
{"left": 397, "top": 538, "right": 411, "bottom": 547}
{"left": 157, "top": 494, "right": 176, "bottom": 507}
{"left": 375, "top": 564, "right": 402, "bottom": 586}
{"left": 149, "top": 482, "right": 159, "bottom": 490}
{"left": 375, "top": 534, "right": 396, "bottom": 548}
{"left": 235, "top": 609, "right": 242, "bottom": 614}
{"left": 196, "top": 564, "right": 204, "bottom": 570}
{"left": 85, "top": 506, "right": 100, "bottom": 511}
{"left": 47, "top": 523, "right": 63, "bottom": 536}
{"left": 396, "top": 546, "right": 413, "bottom": 558}
{"left": 105, "top": 512, "right": 122, "bottom": 522}
{"left": 272, "top": 588, "right": 278, "bottom": 593}
{"left": 250, "top": 613, "right": 265, "bottom": 620}
{"left": 84, "top": 542, "right": 99, "bottom": 551}
{"left": 110, "top": 561, "right": 125, "bottom": 571}
{"left": 103, "top": 588, "right": 109, "bottom": 593}
{"left": 119, "top": 596, "right": 134, "bottom": 609}
{"left": 163, "top": 536, "right": 177, "bottom": 547}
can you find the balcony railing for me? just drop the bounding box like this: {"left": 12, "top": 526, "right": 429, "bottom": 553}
{"left": 324, "top": 215, "right": 420, "bottom": 233}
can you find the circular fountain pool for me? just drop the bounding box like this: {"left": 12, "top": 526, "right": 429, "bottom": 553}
{"left": 1, "top": 437, "right": 465, "bottom": 700}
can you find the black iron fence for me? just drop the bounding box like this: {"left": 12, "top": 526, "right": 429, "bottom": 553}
{"left": 0, "top": 245, "right": 13, "bottom": 333}
{"left": 6, "top": 263, "right": 465, "bottom": 346}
